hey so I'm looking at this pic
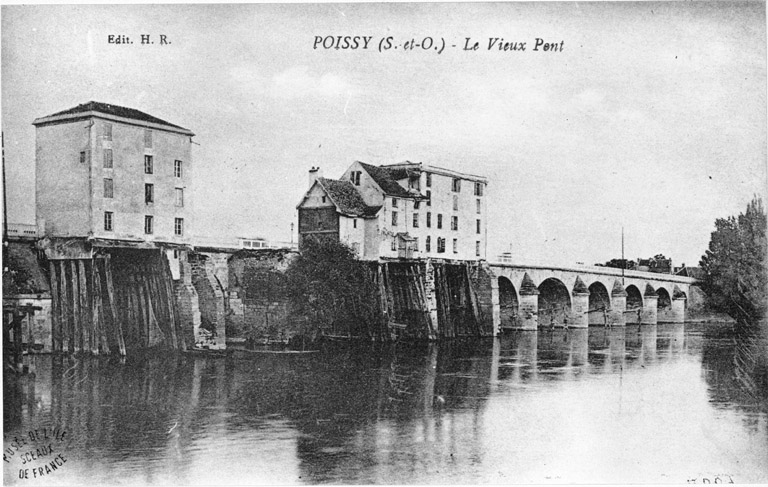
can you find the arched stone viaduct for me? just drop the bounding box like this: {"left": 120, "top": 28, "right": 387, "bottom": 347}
{"left": 488, "top": 263, "right": 696, "bottom": 332}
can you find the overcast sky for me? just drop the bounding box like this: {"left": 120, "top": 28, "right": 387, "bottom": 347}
{"left": 2, "top": 2, "right": 765, "bottom": 266}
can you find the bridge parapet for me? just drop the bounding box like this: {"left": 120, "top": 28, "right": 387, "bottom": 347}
{"left": 488, "top": 262, "right": 697, "bottom": 285}
{"left": 488, "top": 262, "right": 695, "bottom": 332}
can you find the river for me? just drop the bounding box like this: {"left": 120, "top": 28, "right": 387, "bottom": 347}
{"left": 3, "top": 322, "right": 767, "bottom": 485}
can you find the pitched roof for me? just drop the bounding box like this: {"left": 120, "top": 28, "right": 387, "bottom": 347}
{"left": 357, "top": 162, "right": 414, "bottom": 198}
{"left": 317, "top": 178, "right": 381, "bottom": 217}
{"left": 35, "top": 101, "right": 190, "bottom": 132}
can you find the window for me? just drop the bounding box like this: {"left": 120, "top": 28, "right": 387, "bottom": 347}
{"left": 104, "top": 212, "right": 113, "bottom": 231}
{"left": 145, "top": 183, "right": 154, "bottom": 204}
{"left": 350, "top": 171, "right": 361, "bottom": 186}
{"left": 391, "top": 238, "right": 397, "bottom": 251}
{"left": 426, "top": 236, "right": 431, "bottom": 252}
{"left": 392, "top": 198, "right": 398, "bottom": 208}
{"left": 144, "top": 155, "right": 153, "bottom": 174}
{"left": 353, "top": 218, "right": 357, "bottom": 229}
{"left": 452, "top": 178, "right": 461, "bottom": 192}
{"left": 476, "top": 199, "right": 481, "bottom": 214}
{"left": 476, "top": 241, "right": 481, "bottom": 257}
{"left": 437, "top": 214, "right": 443, "bottom": 229}
{"left": 79, "top": 151, "right": 86, "bottom": 164}
{"left": 426, "top": 190, "right": 431, "bottom": 206}
{"left": 451, "top": 216, "right": 458, "bottom": 231}
{"left": 144, "top": 215, "right": 153, "bottom": 234}
{"left": 144, "top": 129, "right": 153, "bottom": 148}
{"left": 392, "top": 211, "right": 398, "bottom": 226}
{"left": 413, "top": 213, "right": 419, "bottom": 228}
{"left": 103, "top": 149, "right": 113, "bottom": 168}
{"left": 414, "top": 200, "right": 420, "bottom": 210}
{"left": 453, "top": 195, "right": 459, "bottom": 211}
{"left": 453, "top": 238, "right": 458, "bottom": 254}
{"left": 475, "top": 182, "right": 483, "bottom": 196}
{"left": 321, "top": 196, "right": 327, "bottom": 203}
{"left": 175, "top": 218, "right": 184, "bottom": 236}
{"left": 414, "top": 237, "right": 419, "bottom": 251}
{"left": 476, "top": 219, "right": 481, "bottom": 234}
{"left": 437, "top": 237, "right": 445, "bottom": 253}
{"left": 175, "top": 188, "right": 184, "bottom": 207}
{"left": 426, "top": 172, "right": 432, "bottom": 187}
{"left": 174, "top": 160, "right": 183, "bottom": 178}
{"left": 103, "top": 123, "right": 112, "bottom": 140}
{"left": 426, "top": 212, "right": 432, "bottom": 228}
{"left": 103, "top": 178, "right": 113, "bottom": 198}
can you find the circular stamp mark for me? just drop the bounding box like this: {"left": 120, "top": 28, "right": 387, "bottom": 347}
{"left": 3, "top": 427, "right": 69, "bottom": 480}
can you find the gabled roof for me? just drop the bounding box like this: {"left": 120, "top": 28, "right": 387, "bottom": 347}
{"left": 357, "top": 162, "right": 415, "bottom": 198}
{"left": 316, "top": 178, "right": 381, "bottom": 218}
{"left": 34, "top": 101, "right": 191, "bottom": 133}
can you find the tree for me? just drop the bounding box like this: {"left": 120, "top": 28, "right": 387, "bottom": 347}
{"left": 285, "top": 236, "right": 381, "bottom": 338}
{"left": 699, "top": 196, "right": 767, "bottom": 325}
{"left": 600, "top": 258, "right": 636, "bottom": 270}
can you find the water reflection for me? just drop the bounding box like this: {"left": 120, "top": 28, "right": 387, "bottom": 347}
{"left": 4, "top": 323, "right": 767, "bottom": 485}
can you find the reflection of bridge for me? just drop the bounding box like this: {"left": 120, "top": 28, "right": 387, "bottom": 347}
{"left": 489, "top": 263, "right": 696, "bottom": 331}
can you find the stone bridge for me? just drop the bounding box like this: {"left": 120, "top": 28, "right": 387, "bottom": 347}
{"left": 488, "top": 263, "right": 697, "bottom": 331}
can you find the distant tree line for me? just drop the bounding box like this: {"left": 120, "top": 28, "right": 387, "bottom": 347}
{"left": 597, "top": 254, "right": 671, "bottom": 272}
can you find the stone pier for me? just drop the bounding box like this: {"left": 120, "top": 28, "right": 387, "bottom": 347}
{"left": 610, "top": 279, "right": 627, "bottom": 327}
{"left": 518, "top": 273, "right": 539, "bottom": 330}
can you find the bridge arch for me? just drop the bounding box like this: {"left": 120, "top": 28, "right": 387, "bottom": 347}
{"left": 588, "top": 281, "right": 611, "bottom": 325}
{"left": 673, "top": 285, "right": 688, "bottom": 309}
{"left": 498, "top": 276, "right": 519, "bottom": 328}
{"left": 626, "top": 284, "right": 643, "bottom": 310}
{"left": 657, "top": 287, "right": 671, "bottom": 310}
{"left": 538, "top": 278, "right": 571, "bottom": 325}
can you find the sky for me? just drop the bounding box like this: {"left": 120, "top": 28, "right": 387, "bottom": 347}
{"left": 2, "top": 2, "right": 766, "bottom": 267}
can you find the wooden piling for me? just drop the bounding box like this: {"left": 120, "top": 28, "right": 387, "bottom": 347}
{"left": 90, "top": 258, "right": 103, "bottom": 355}
{"left": 59, "top": 261, "right": 71, "bottom": 353}
{"left": 70, "top": 260, "right": 82, "bottom": 354}
{"left": 78, "top": 260, "right": 91, "bottom": 354}
{"left": 465, "top": 265, "right": 481, "bottom": 336}
{"left": 103, "top": 254, "right": 126, "bottom": 356}
{"left": 49, "top": 261, "right": 61, "bottom": 353}
{"left": 160, "top": 254, "right": 180, "bottom": 349}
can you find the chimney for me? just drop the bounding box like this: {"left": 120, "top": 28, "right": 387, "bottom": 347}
{"left": 308, "top": 166, "right": 323, "bottom": 188}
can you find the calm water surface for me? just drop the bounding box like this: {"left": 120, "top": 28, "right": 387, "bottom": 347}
{"left": 4, "top": 323, "right": 767, "bottom": 484}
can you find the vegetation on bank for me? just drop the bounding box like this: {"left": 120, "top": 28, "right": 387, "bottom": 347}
{"left": 699, "top": 196, "right": 767, "bottom": 328}
{"left": 285, "top": 236, "right": 382, "bottom": 338}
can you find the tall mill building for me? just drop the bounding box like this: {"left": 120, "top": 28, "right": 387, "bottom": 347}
{"left": 33, "top": 101, "right": 194, "bottom": 244}
{"left": 297, "top": 161, "right": 488, "bottom": 261}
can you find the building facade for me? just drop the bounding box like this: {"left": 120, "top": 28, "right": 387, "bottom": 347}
{"left": 297, "top": 161, "right": 488, "bottom": 261}
{"left": 33, "top": 101, "right": 194, "bottom": 245}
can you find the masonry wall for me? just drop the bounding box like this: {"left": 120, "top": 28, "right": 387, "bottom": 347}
{"left": 88, "top": 118, "right": 192, "bottom": 243}
{"left": 36, "top": 121, "right": 92, "bottom": 237}
{"left": 189, "top": 253, "right": 226, "bottom": 348}
{"left": 227, "top": 250, "right": 298, "bottom": 342}
{"left": 36, "top": 117, "right": 192, "bottom": 243}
